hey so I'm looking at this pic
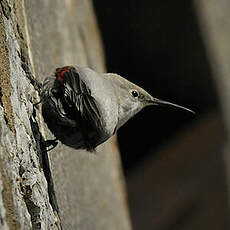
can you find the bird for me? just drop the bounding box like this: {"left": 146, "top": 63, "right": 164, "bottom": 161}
{"left": 40, "top": 65, "right": 194, "bottom": 151}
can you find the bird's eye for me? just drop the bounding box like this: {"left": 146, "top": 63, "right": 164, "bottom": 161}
{"left": 130, "top": 89, "right": 139, "bottom": 98}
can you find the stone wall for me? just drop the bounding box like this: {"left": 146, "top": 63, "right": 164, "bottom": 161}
{"left": 0, "top": 0, "right": 131, "bottom": 229}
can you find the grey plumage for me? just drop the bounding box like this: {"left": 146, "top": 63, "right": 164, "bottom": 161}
{"left": 41, "top": 65, "right": 194, "bottom": 151}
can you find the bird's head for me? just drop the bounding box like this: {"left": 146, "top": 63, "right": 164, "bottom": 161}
{"left": 106, "top": 73, "right": 194, "bottom": 129}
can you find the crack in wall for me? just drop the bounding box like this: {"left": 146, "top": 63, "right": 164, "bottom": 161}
{"left": 29, "top": 116, "right": 60, "bottom": 214}
{"left": 29, "top": 114, "right": 62, "bottom": 230}
{"left": 0, "top": 0, "right": 11, "bottom": 20}
{"left": 20, "top": 58, "right": 42, "bottom": 92}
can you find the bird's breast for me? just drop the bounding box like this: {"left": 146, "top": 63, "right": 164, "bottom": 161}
{"left": 95, "top": 93, "right": 118, "bottom": 137}
{"left": 77, "top": 67, "right": 119, "bottom": 137}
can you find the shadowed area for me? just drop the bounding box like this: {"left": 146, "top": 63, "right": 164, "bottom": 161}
{"left": 93, "top": 0, "right": 218, "bottom": 170}
{"left": 93, "top": 0, "right": 229, "bottom": 229}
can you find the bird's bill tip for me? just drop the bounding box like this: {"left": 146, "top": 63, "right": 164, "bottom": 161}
{"left": 150, "top": 98, "right": 195, "bottom": 115}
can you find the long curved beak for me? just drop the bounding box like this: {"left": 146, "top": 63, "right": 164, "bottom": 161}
{"left": 150, "top": 98, "right": 195, "bottom": 114}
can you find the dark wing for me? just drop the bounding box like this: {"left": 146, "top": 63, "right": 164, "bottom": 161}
{"left": 55, "top": 66, "right": 104, "bottom": 149}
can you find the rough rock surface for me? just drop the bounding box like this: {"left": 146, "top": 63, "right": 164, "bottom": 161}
{"left": 0, "top": 0, "right": 131, "bottom": 229}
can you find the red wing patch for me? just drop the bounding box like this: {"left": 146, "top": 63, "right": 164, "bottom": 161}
{"left": 55, "top": 66, "right": 72, "bottom": 82}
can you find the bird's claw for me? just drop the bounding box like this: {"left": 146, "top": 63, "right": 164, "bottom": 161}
{"left": 42, "top": 139, "right": 58, "bottom": 152}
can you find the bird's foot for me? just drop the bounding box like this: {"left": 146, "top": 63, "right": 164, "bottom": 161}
{"left": 42, "top": 138, "right": 58, "bottom": 152}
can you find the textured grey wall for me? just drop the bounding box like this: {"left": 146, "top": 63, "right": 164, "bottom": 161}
{"left": 0, "top": 0, "right": 131, "bottom": 229}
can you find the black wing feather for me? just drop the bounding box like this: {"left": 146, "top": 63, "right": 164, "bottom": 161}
{"left": 55, "top": 67, "right": 104, "bottom": 149}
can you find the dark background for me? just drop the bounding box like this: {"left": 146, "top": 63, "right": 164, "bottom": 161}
{"left": 93, "top": 1, "right": 229, "bottom": 230}
{"left": 93, "top": 0, "right": 218, "bottom": 171}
